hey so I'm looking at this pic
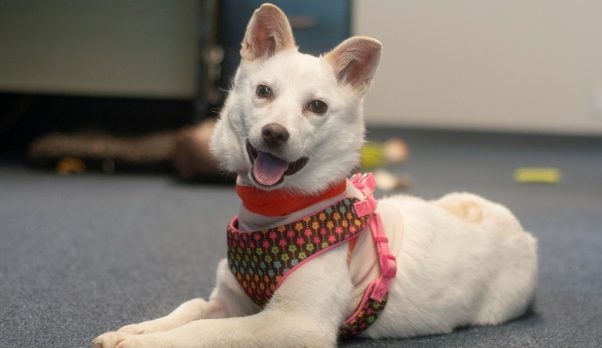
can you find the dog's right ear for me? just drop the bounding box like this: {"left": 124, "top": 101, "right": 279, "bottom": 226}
{"left": 240, "top": 4, "right": 296, "bottom": 61}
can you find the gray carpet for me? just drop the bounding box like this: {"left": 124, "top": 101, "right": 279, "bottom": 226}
{"left": 1, "top": 128, "right": 601, "bottom": 347}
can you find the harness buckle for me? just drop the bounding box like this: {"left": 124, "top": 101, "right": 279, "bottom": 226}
{"left": 353, "top": 196, "right": 377, "bottom": 217}
{"left": 350, "top": 172, "right": 377, "bottom": 195}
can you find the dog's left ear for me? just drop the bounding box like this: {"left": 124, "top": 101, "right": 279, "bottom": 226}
{"left": 325, "top": 37, "right": 382, "bottom": 94}
{"left": 241, "top": 4, "right": 296, "bottom": 61}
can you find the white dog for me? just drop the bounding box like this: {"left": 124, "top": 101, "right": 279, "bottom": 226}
{"left": 95, "top": 4, "right": 537, "bottom": 347}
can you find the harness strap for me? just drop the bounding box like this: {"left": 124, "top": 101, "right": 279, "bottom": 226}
{"left": 350, "top": 173, "right": 397, "bottom": 302}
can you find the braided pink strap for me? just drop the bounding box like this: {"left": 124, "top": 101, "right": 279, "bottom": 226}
{"left": 350, "top": 173, "right": 398, "bottom": 302}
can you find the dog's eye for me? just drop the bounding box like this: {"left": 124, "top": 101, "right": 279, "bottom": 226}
{"left": 307, "top": 100, "right": 328, "bottom": 115}
{"left": 256, "top": 85, "right": 272, "bottom": 99}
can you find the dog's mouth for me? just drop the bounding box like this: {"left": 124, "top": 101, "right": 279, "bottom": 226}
{"left": 246, "top": 140, "right": 309, "bottom": 187}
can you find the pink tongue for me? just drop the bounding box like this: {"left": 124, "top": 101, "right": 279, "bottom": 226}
{"left": 252, "top": 152, "right": 289, "bottom": 186}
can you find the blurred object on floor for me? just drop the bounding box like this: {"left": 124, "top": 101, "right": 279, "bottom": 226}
{"left": 56, "top": 157, "right": 86, "bottom": 175}
{"left": 373, "top": 169, "right": 411, "bottom": 192}
{"left": 172, "top": 119, "right": 224, "bottom": 180}
{"left": 513, "top": 167, "right": 562, "bottom": 184}
{"left": 28, "top": 129, "right": 177, "bottom": 173}
{"left": 360, "top": 138, "right": 409, "bottom": 170}
{"left": 27, "top": 118, "right": 231, "bottom": 181}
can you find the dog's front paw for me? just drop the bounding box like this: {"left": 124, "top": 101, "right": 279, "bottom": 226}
{"left": 93, "top": 331, "right": 131, "bottom": 348}
{"left": 94, "top": 332, "right": 171, "bottom": 348}
{"left": 113, "top": 337, "right": 147, "bottom": 348}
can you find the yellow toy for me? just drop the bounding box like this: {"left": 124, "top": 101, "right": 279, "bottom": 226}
{"left": 513, "top": 167, "right": 562, "bottom": 184}
{"left": 360, "top": 138, "right": 408, "bottom": 170}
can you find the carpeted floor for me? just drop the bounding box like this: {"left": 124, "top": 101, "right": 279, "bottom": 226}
{"left": 1, "top": 128, "right": 601, "bottom": 347}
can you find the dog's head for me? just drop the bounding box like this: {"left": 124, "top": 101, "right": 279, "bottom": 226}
{"left": 210, "top": 4, "right": 381, "bottom": 194}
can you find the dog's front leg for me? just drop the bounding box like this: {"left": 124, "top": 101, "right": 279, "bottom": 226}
{"left": 100, "top": 248, "right": 352, "bottom": 348}
{"left": 113, "top": 298, "right": 212, "bottom": 335}
{"left": 111, "top": 307, "right": 337, "bottom": 348}
{"left": 95, "top": 259, "right": 259, "bottom": 347}
{"left": 113, "top": 258, "right": 258, "bottom": 336}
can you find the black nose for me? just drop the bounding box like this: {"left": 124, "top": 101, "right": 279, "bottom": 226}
{"left": 261, "top": 123, "right": 289, "bottom": 148}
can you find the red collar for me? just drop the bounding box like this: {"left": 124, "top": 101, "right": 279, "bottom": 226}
{"left": 235, "top": 180, "right": 347, "bottom": 217}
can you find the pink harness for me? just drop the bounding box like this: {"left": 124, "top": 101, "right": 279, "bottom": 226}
{"left": 227, "top": 173, "right": 398, "bottom": 337}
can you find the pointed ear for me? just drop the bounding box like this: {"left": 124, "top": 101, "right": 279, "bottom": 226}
{"left": 240, "top": 4, "right": 296, "bottom": 61}
{"left": 325, "top": 37, "right": 382, "bottom": 93}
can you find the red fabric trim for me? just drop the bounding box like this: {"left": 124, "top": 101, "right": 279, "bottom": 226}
{"left": 235, "top": 180, "right": 347, "bottom": 217}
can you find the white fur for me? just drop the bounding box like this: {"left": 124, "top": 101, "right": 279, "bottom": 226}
{"left": 94, "top": 4, "right": 537, "bottom": 348}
